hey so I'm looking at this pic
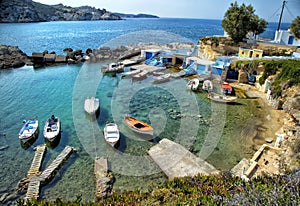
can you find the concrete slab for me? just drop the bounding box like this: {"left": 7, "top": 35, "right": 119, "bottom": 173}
{"left": 148, "top": 138, "right": 218, "bottom": 180}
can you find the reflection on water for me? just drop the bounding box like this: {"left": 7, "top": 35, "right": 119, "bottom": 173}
{"left": 44, "top": 132, "right": 62, "bottom": 150}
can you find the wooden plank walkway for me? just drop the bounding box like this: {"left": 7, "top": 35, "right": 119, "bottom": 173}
{"left": 39, "top": 146, "right": 75, "bottom": 182}
{"left": 148, "top": 138, "right": 219, "bottom": 180}
{"left": 27, "top": 145, "right": 47, "bottom": 176}
{"left": 24, "top": 179, "right": 41, "bottom": 200}
{"left": 24, "top": 145, "right": 75, "bottom": 200}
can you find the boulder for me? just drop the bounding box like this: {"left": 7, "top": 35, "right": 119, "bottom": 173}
{"left": 0, "top": 45, "right": 27, "bottom": 69}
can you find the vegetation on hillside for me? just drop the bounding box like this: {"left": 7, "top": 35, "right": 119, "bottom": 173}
{"left": 16, "top": 171, "right": 300, "bottom": 205}
{"left": 222, "top": 1, "right": 267, "bottom": 43}
{"left": 258, "top": 60, "right": 300, "bottom": 97}
{"left": 290, "top": 16, "right": 300, "bottom": 39}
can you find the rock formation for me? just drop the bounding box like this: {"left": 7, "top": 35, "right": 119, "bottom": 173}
{"left": 0, "top": 45, "right": 28, "bottom": 69}
{"left": 0, "top": 0, "right": 122, "bottom": 23}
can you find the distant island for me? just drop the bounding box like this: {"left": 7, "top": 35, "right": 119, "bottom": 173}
{"left": 113, "top": 13, "right": 159, "bottom": 19}
{"left": 0, "top": 0, "right": 159, "bottom": 23}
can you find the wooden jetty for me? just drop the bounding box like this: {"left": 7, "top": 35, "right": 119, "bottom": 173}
{"left": 148, "top": 138, "right": 219, "bottom": 180}
{"left": 39, "top": 146, "right": 75, "bottom": 182}
{"left": 24, "top": 145, "right": 75, "bottom": 200}
{"left": 94, "top": 157, "right": 113, "bottom": 201}
{"left": 27, "top": 145, "right": 47, "bottom": 176}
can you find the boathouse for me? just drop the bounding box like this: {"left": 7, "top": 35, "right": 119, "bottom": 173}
{"left": 211, "top": 56, "right": 231, "bottom": 76}
{"left": 172, "top": 54, "right": 186, "bottom": 66}
{"left": 274, "top": 29, "right": 300, "bottom": 46}
{"left": 239, "top": 48, "right": 263, "bottom": 58}
{"left": 141, "top": 49, "right": 161, "bottom": 60}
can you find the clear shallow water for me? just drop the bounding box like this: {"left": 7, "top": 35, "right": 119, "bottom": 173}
{"left": 0, "top": 18, "right": 288, "bottom": 202}
{"left": 0, "top": 63, "right": 260, "bottom": 202}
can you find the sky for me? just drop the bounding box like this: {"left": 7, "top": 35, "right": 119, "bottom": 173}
{"left": 34, "top": 0, "right": 300, "bottom": 23}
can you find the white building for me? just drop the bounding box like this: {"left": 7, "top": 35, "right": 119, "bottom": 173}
{"left": 274, "top": 29, "right": 300, "bottom": 46}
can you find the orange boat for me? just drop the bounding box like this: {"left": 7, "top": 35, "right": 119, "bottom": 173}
{"left": 221, "top": 82, "right": 232, "bottom": 94}
{"left": 123, "top": 115, "right": 154, "bottom": 136}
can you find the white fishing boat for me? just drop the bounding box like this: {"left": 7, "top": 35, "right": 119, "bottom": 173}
{"left": 186, "top": 78, "right": 200, "bottom": 91}
{"left": 18, "top": 118, "right": 39, "bottom": 142}
{"left": 122, "top": 69, "right": 141, "bottom": 77}
{"left": 208, "top": 92, "right": 237, "bottom": 103}
{"left": 103, "top": 123, "right": 120, "bottom": 147}
{"left": 153, "top": 73, "right": 171, "bottom": 84}
{"left": 84, "top": 97, "right": 100, "bottom": 115}
{"left": 43, "top": 115, "right": 60, "bottom": 142}
{"left": 152, "top": 71, "right": 165, "bottom": 76}
{"left": 202, "top": 80, "right": 213, "bottom": 92}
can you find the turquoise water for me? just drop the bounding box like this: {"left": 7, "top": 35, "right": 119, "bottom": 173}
{"left": 0, "top": 63, "right": 213, "bottom": 201}
{"left": 0, "top": 61, "right": 267, "bottom": 202}
{"left": 0, "top": 18, "right": 287, "bottom": 202}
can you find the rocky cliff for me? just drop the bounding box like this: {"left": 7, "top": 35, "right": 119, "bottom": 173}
{"left": 0, "top": 0, "right": 122, "bottom": 23}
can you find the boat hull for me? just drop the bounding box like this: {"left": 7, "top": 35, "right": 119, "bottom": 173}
{"left": 123, "top": 116, "right": 154, "bottom": 136}
{"left": 19, "top": 119, "right": 39, "bottom": 142}
{"left": 43, "top": 116, "right": 61, "bottom": 142}
{"left": 104, "top": 123, "right": 120, "bottom": 147}
{"left": 208, "top": 92, "right": 237, "bottom": 103}
{"left": 84, "top": 97, "right": 100, "bottom": 115}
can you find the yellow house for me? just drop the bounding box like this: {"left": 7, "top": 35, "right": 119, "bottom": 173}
{"left": 239, "top": 48, "right": 263, "bottom": 58}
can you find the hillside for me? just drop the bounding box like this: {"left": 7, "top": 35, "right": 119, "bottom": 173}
{"left": 0, "top": 0, "right": 122, "bottom": 23}
{"left": 113, "top": 13, "right": 159, "bottom": 18}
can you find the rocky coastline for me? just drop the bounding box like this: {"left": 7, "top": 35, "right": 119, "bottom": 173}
{"left": 0, "top": 42, "right": 193, "bottom": 69}
{"left": 0, "top": 0, "right": 121, "bottom": 23}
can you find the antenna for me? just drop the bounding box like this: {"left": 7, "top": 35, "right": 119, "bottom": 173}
{"left": 277, "top": 0, "right": 287, "bottom": 31}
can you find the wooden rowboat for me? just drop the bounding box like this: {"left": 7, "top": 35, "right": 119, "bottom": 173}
{"left": 103, "top": 123, "right": 120, "bottom": 147}
{"left": 84, "top": 97, "right": 100, "bottom": 115}
{"left": 123, "top": 115, "right": 153, "bottom": 136}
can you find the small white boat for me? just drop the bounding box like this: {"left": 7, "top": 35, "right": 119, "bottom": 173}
{"left": 208, "top": 92, "right": 237, "bottom": 103}
{"left": 186, "top": 78, "right": 200, "bottom": 91}
{"left": 103, "top": 123, "right": 120, "bottom": 147}
{"left": 43, "top": 115, "right": 60, "bottom": 142}
{"left": 153, "top": 73, "right": 171, "bottom": 83}
{"left": 104, "top": 62, "right": 124, "bottom": 73}
{"left": 19, "top": 119, "right": 39, "bottom": 142}
{"left": 122, "top": 69, "right": 141, "bottom": 77}
{"left": 152, "top": 71, "right": 165, "bottom": 76}
{"left": 202, "top": 80, "right": 213, "bottom": 92}
{"left": 123, "top": 115, "right": 154, "bottom": 136}
{"left": 132, "top": 70, "right": 148, "bottom": 79}
{"left": 84, "top": 97, "right": 100, "bottom": 115}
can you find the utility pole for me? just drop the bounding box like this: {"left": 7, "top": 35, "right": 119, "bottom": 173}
{"left": 277, "top": 0, "right": 287, "bottom": 31}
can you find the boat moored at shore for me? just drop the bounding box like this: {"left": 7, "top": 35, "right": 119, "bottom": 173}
{"left": 208, "top": 92, "right": 237, "bottom": 103}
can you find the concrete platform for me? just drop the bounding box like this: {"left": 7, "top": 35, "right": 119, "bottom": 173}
{"left": 148, "top": 138, "right": 219, "bottom": 180}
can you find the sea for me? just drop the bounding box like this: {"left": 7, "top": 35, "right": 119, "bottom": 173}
{"left": 0, "top": 18, "right": 290, "bottom": 202}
